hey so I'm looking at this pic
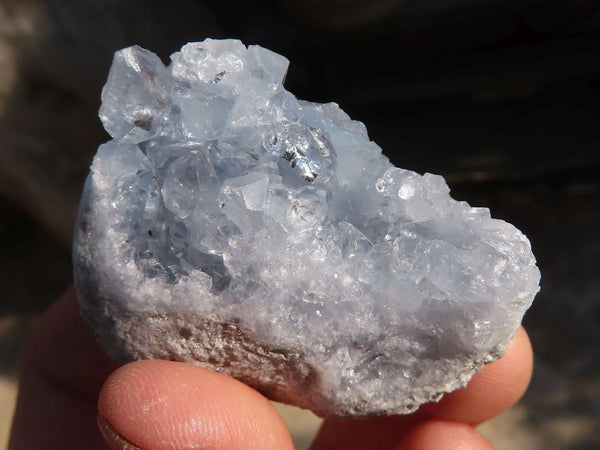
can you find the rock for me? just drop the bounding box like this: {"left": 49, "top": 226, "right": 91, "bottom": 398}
{"left": 73, "top": 39, "right": 540, "bottom": 417}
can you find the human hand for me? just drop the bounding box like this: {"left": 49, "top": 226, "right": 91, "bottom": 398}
{"left": 9, "top": 287, "right": 532, "bottom": 449}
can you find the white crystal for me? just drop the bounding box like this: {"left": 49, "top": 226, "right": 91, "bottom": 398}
{"left": 74, "top": 39, "right": 541, "bottom": 417}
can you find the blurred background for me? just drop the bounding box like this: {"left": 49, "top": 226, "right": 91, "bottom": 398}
{"left": 0, "top": 0, "right": 599, "bottom": 448}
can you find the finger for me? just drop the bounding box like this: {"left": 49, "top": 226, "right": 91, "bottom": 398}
{"left": 9, "top": 286, "right": 117, "bottom": 449}
{"left": 420, "top": 326, "right": 533, "bottom": 425}
{"left": 309, "top": 415, "right": 421, "bottom": 450}
{"left": 98, "top": 360, "right": 295, "bottom": 450}
{"left": 310, "top": 326, "right": 532, "bottom": 449}
{"left": 395, "top": 419, "right": 494, "bottom": 450}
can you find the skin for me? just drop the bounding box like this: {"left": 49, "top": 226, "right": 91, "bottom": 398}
{"left": 9, "top": 287, "right": 533, "bottom": 449}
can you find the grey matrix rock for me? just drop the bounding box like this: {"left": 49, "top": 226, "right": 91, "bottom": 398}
{"left": 73, "top": 39, "right": 540, "bottom": 417}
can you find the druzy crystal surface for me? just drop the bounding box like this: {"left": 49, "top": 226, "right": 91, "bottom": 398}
{"left": 73, "top": 39, "right": 541, "bottom": 417}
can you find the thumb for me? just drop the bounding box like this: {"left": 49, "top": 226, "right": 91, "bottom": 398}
{"left": 98, "top": 360, "right": 294, "bottom": 450}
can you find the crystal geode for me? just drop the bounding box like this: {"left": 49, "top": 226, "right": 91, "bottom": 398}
{"left": 73, "top": 39, "right": 540, "bottom": 417}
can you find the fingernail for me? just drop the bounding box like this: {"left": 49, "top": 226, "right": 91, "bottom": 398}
{"left": 97, "top": 412, "right": 142, "bottom": 450}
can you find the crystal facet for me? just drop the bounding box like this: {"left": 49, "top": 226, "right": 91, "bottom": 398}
{"left": 73, "top": 39, "right": 541, "bottom": 417}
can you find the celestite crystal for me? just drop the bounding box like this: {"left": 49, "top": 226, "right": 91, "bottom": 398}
{"left": 73, "top": 39, "right": 541, "bottom": 417}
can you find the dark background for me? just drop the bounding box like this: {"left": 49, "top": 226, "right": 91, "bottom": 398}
{"left": 1, "top": 1, "right": 599, "bottom": 447}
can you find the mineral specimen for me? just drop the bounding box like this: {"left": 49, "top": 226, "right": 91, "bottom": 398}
{"left": 73, "top": 39, "right": 540, "bottom": 417}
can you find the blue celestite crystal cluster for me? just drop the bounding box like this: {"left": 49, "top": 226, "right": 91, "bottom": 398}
{"left": 73, "top": 39, "right": 540, "bottom": 417}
